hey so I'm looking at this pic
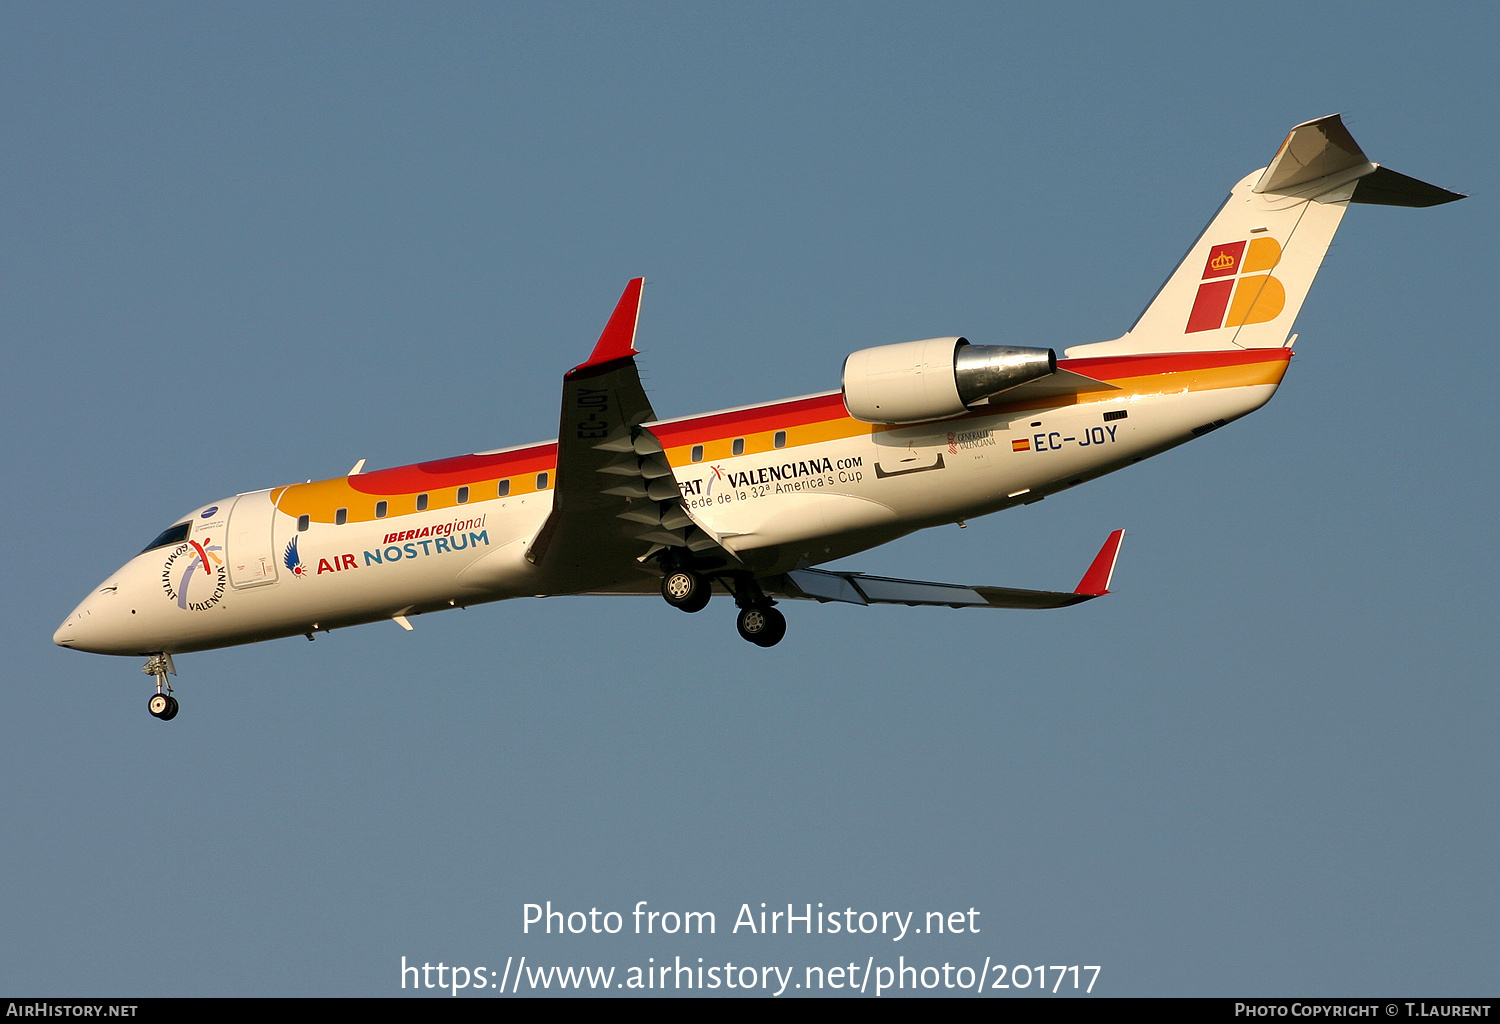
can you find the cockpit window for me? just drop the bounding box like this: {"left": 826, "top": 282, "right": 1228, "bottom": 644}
{"left": 142, "top": 522, "right": 191, "bottom": 553}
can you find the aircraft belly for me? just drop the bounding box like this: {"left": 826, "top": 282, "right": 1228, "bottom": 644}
{"left": 676, "top": 381, "right": 1278, "bottom": 572}
{"left": 979, "top": 383, "right": 1282, "bottom": 511}
{"left": 715, "top": 492, "right": 902, "bottom": 551}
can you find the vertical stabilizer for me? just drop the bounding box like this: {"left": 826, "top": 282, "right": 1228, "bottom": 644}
{"left": 1066, "top": 115, "right": 1461, "bottom": 358}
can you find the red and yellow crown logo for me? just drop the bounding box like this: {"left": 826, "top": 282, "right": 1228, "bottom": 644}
{"left": 1186, "top": 237, "right": 1284, "bottom": 333}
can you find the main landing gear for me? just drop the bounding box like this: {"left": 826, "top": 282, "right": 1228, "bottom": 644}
{"left": 660, "top": 566, "right": 711, "bottom": 613}
{"left": 143, "top": 653, "right": 179, "bottom": 721}
{"left": 734, "top": 604, "right": 786, "bottom": 648}
{"left": 658, "top": 559, "right": 787, "bottom": 647}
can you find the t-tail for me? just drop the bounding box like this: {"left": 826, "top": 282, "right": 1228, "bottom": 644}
{"left": 1066, "top": 114, "right": 1463, "bottom": 359}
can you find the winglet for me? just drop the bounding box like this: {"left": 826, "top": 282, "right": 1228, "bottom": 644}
{"left": 1074, "top": 529, "right": 1126, "bottom": 596}
{"left": 579, "top": 278, "right": 644, "bottom": 369}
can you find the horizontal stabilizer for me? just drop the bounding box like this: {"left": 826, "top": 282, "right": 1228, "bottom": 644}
{"left": 1253, "top": 113, "right": 1371, "bottom": 195}
{"left": 1351, "top": 166, "right": 1465, "bottom": 208}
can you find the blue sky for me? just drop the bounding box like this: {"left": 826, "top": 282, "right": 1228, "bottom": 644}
{"left": 3, "top": 3, "right": 1494, "bottom": 996}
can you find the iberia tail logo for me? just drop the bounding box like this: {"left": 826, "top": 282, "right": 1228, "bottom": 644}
{"left": 1186, "top": 236, "right": 1286, "bottom": 333}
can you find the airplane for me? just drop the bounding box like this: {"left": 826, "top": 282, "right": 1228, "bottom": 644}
{"left": 54, "top": 114, "right": 1462, "bottom": 720}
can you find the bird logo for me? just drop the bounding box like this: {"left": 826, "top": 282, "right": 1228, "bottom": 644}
{"left": 284, "top": 536, "right": 307, "bottom": 577}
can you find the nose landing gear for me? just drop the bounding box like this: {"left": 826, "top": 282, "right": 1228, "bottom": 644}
{"left": 143, "top": 653, "right": 179, "bottom": 721}
{"left": 148, "top": 692, "right": 179, "bottom": 720}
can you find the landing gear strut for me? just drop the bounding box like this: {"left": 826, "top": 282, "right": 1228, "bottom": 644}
{"left": 143, "top": 653, "right": 179, "bottom": 721}
{"left": 659, "top": 558, "right": 788, "bottom": 646}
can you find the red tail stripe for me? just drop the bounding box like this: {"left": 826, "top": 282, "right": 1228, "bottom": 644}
{"left": 1060, "top": 347, "right": 1289, "bottom": 380}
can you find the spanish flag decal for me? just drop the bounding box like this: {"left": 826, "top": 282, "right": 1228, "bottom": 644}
{"left": 1186, "top": 236, "right": 1285, "bottom": 332}
{"left": 1012, "top": 438, "right": 1031, "bottom": 452}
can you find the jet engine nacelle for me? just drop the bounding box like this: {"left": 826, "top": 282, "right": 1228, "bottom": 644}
{"left": 841, "top": 337, "right": 1057, "bottom": 425}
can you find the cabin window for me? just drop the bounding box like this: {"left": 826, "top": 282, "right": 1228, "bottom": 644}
{"left": 497, "top": 479, "right": 510, "bottom": 497}
{"left": 536, "top": 472, "right": 549, "bottom": 490}
{"left": 375, "top": 501, "right": 388, "bottom": 518}
{"left": 732, "top": 438, "right": 745, "bottom": 456}
{"left": 691, "top": 445, "right": 704, "bottom": 463}
{"left": 416, "top": 493, "right": 429, "bottom": 511}
{"left": 297, "top": 515, "right": 310, "bottom": 532}
{"left": 141, "top": 522, "right": 190, "bottom": 553}
{"left": 774, "top": 430, "right": 787, "bottom": 449}
{"left": 335, "top": 508, "right": 348, "bottom": 526}
{"left": 456, "top": 486, "right": 469, "bottom": 504}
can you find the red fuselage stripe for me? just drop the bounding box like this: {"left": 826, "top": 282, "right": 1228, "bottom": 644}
{"left": 345, "top": 348, "right": 1289, "bottom": 496}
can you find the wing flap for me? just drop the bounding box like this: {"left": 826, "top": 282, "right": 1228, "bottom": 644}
{"left": 850, "top": 575, "right": 990, "bottom": 606}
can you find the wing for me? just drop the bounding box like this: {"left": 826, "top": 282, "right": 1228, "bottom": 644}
{"left": 524, "top": 280, "right": 737, "bottom": 589}
{"left": 771, "top": 529, "right": 1125, "bottom": 609}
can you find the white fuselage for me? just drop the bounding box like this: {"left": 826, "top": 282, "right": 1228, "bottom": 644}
{"left": 54, "top": 357, "right": 1282, "bottom": 658}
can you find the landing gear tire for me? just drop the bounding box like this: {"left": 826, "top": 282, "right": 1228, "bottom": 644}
{"left": 736, "top": 605, "right": 786, "bottom": 647}
{"left": 143, "top": 653, "right": 178, "bottom": 721}
{"left": 662, "top": 570, "right": 710, "bottom": 613}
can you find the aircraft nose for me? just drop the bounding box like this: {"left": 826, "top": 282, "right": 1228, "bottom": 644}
{"left": 54, "top": 586, "right": 122, "bottom": 653}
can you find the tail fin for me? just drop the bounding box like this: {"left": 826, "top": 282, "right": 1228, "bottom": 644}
{"left": 1067, "top": 115, "right": 1463, "bottom": 358}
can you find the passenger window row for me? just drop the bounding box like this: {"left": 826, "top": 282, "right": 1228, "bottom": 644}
{"left": 201, "top": 433, "right": 792, "bottom": 541}
{"left": 688, "top": 432, "right": 786, "bottom": 463}
{"left": 292, "top": 433, "right": 794, "bottom": 532}
{"left": 294, "top": 473, "right": 553, "bottom": 529}
{"left": 298, "top": 434, "right": 795, "bottom": 534}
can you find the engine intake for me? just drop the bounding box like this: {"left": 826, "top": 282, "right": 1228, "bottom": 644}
{"left": 841, "top": 337, "right": 1056, "bottom": 425}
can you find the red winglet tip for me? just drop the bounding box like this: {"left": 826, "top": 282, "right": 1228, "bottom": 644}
{"left": 583, "top": 278, "right": 644, "bottom": 367}
{"left": 1074, "top": 529, "right": 1126, "bottom": 596}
